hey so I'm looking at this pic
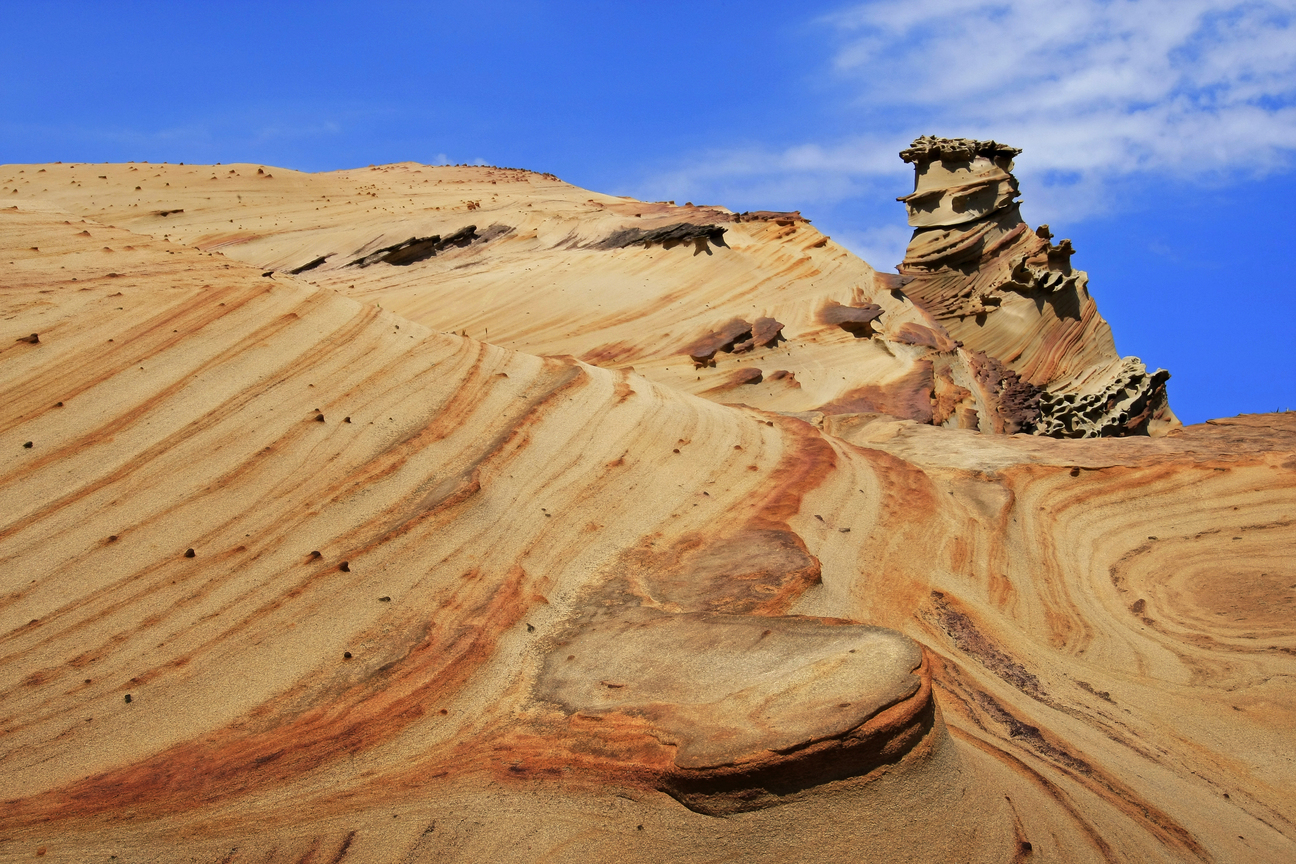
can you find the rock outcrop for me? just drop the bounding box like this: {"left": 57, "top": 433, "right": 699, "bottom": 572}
{"left": 3, "top": 149, "right": 1173, "bottom": 439}
{"left": 897, "top": 135, "right": 1179, "bottom": 437}
{"left": 0, "top": 157, "right": 1290, "bottom": 864}
{"left": 346, "top": 224, "right": 485, "bottom": 267}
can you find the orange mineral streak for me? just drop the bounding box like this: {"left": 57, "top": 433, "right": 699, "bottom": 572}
{"left": 602, "top": 416, "right": 836, "bottom": 618}
{"left": 748, "top": 415, "right": 837, "bottom": 531}
{"left": 9, "top": 564, "right": 533, "bottom": 822}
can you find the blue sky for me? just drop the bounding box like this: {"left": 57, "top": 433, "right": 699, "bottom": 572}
{"left": 3, "top": 0, "right": 1293, "bottom": 424}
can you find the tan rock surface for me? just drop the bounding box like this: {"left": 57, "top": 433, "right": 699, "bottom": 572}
{"left": 3, "top": 144, "right": 1167, "bottom": 438}
{"left": 0, "top": 158, "right": 1293, "bottom": 862}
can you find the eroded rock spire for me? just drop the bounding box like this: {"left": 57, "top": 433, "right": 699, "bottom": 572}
{"left": 895, "top": 135, "right": 1178, "bottom": 438}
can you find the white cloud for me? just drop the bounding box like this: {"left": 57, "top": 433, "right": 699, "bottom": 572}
{"left": 833, "top": 224, "right": 914, "bottom": 273}
{"left": 647, "top": 140, "right": 892, "bottom": 208}
{"left": 644, "top": 0, "right": 1296, "bottom": 230}
{"left": 828, "top": 0, "right": 1296, "bottom": 176}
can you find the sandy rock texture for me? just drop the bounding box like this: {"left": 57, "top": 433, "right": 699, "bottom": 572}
{"left": 895, "top": 137, "right": 1176, "bottom": 438}
{"left": 0, "top": 150, "right": 1292, "bottom": 862}
{"left": 3, "top": 142, "right": 1171, "bottom": 438}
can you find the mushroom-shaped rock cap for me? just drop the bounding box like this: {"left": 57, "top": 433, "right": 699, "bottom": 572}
{"left": 899, "top": 135, "right": 1022, "bottom": 165}
{"left": 898, "top": 136, "right": 1024, "bottom": 229}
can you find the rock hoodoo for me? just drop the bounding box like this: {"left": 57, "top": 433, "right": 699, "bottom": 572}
{"left": 896, "top": 135, "right": 1177, "bottom": 437}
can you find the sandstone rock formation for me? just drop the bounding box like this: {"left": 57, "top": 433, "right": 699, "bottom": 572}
{"left": 3, "top": 143, "right": 1172, "bottom": 440}
{"left": 896, "top": 136, "right": 1177, "bottom": 437}
{"left": 0, "top": 153, "right": 1292, "bottom": 863}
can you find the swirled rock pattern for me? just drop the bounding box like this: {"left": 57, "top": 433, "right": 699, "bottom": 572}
{"left": 0, "top": 160, "right": 1292, "bottom": 863}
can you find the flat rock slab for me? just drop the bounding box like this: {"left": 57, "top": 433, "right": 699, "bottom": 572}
{"left": 538, "top": 608, "right": 923, "bottom": 770}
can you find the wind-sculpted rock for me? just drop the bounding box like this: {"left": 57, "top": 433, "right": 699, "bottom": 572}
{"left": 818, "top": 300, "right": 885, "bottom": 337}
{"left": 736, "top": 210, "right": 809, "bottom": 224}
{"left": 735, "top": 316, "right": 784, "bottom": 352}
{"left": 597, "top": 222, "right": 729, "bottom": 254}
{"left": 12, "top": 154, "right": 1174, "bottom": 439}
{"left": 287, "top": 253, "right": 331, "bottom": 274}
{"left": 347, "top": 224, "right": 481, "bottom": 267}
{"left": 0, "top": 157, "right": 1289, "bottom": 864}
{"left": 683, "top": 317, "right": 755, "bottom": 366}
{"left": 534, "top": 609, "right": 933, "bottom": 815}
{"left": 895, "top": 135, "right": 1178, "bottom": 437}
{"left": 683, "top": 315, "right": 783, "bottom": 366}
{"left": 1037, "top": 355, "right": 1173, "bottom": 438}
{"left": 967, "top": 349, "right": 1043, "bottom": 435}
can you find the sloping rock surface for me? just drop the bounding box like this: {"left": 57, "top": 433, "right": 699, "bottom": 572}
{"left": 0, "top": 159, "right": 1292, "bottom": 863}
{"left": 6, "top": 148, "right": 1169, "bottom": 438}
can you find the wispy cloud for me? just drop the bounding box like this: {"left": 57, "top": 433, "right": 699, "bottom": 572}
{"left": 645, "top": 0, "right": 1296, "bottom": 228}
{"left": 830, "top": 0, "right": 1296, "bottom": 180}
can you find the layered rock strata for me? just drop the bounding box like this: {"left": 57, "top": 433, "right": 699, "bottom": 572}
{"left": 897, "top": 135, "right": 1178, "bottom": 437}
{"left": 3, "top": 154, "right": 1172, "bottom": 437}
{"left": 0, "top": 159, "right": 1291, "bottom": 863}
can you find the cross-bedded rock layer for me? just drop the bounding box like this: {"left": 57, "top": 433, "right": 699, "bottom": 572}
{"left": 0, "top": 157, "right": 1291, "bottom": 863}
{"left": 4, "top": 145, "right": 1172, "bottom": 440}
